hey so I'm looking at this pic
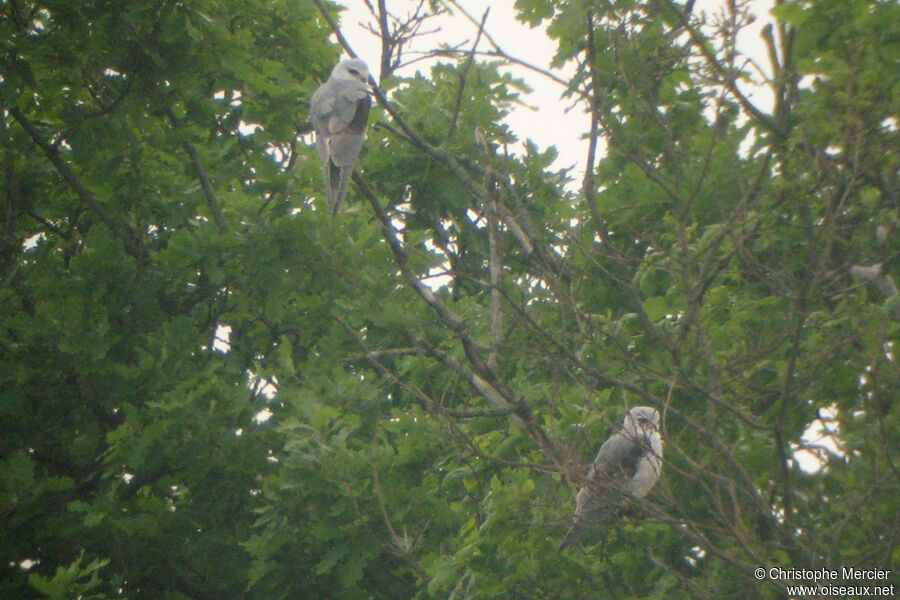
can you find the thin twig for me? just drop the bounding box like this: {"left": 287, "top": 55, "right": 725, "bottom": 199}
{"left": 442, "top": 0, "right": 587, "bottom": 101}
{"left": 447, "top": 8, "right": 489, "bottom": 140}
{"left": 311, "top": 0, "right": 360, "bottom": 59}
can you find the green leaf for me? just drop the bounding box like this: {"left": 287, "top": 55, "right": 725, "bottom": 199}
{"left": 642, "top": 296, "right": 670, "bottom": 321}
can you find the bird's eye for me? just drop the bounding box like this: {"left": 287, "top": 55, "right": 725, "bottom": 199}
{"left": 637, "top": 417, "right": 648, "bottom": 423}
{"left": 348, "top": 69, "right": 360, "bottom": 76}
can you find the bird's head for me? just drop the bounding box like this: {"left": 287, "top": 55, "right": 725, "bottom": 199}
{"left": 331, "top": 58, "right": 371, "bottom": 84}
{"left": 624, "top": 406, "right": 661, "bottom": 440}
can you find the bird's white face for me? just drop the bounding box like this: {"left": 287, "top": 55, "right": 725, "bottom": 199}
{"left": 332, "top": 59, "right": 370, "bottom": 84}
{"left": 624, "top": 406, "right": 660, "bottom": 440}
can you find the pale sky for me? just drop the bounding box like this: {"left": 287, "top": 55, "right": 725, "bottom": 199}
{"left": 332, "top": 0, "right": 775, "bottom": 178}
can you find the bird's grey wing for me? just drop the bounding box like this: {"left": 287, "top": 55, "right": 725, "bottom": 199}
{"left": 593, "top": 431, "right": 644, "bottom": 477}
{"left": 578, "top": 433, "right": 643, "bottom": 516}
{"left": 310, "top": 83, "right": 336, "bottom": 203}
{"left": 328, "top": 91, "right": 371, "bottom": 165}
{"left": 328, "top": 81, "right": 369, "bottom": 132}
{"left": 328, "top": 92, "right": 370, "bottom": 215}
{"left": 312, "top": 80, "right": 370, "bottom": 214}
{"left": 559, "top": 433, "right": 643, "bottom": 551}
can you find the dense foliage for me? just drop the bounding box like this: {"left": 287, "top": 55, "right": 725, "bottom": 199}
{"left": 2, "top": 0, "right": 897, "bottom": 598}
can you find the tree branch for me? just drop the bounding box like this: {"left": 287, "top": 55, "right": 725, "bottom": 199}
{"left": 661, "top": 0, "right": 784, "bottom": 137}
{"left": 352, "top": 171, "right": 563, "bottom": 467}
{"left": 476, "top": 126, "right": 504, "bottom": 372}
{"left": 447, "top": 9, "right": 489, "bottom": 141}
{"left": 165, "top": 109, "right": 228, "bottom": 233}
{"left": 9, "top": 107, "right": 145, "bottom": 262}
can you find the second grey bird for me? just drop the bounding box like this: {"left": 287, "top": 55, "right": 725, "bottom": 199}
{"left": 310, "top": 58, "right": 371, "bottom": 215}
{"left": 559, "top": 406, "right": 663, "bottom": 551}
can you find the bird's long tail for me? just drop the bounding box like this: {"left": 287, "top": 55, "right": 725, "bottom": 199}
{"left": 327, "top": 161, "right": 345, "bottom": 215}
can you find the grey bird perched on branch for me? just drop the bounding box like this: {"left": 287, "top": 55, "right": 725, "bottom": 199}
{"left": 559, "top": 406, "right": 664, "bottom": 551}
{"left": 310, "top": 58, "right": 371, "bottom": 215}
